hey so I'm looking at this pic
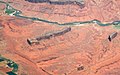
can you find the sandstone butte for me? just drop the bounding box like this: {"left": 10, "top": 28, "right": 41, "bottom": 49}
{"left": 0, "top": 0, "right": 120, "bottom": 75}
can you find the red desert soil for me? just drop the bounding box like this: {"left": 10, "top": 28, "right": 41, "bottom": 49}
{"left": 0, "top": 16, "right": 120, "bottom": 75}
{"left": 0, "top": 0, "right": 120, "bottom": 75}
{"left": 4, "top": 0, "right": 120, "bottom": 23}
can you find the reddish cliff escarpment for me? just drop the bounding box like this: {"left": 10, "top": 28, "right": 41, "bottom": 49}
{"left": 5, "top": 0, "right": 120, "bottom": 23}
{"left": 0, "top": 0, "right": 120, "bottom": 75}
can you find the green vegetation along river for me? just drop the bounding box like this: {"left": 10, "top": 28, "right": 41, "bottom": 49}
{"left": 0, "top": 55, "right": 18, "bottom": 75}
{"left": 0, "top": 0, "right": 120, "bottom": 27}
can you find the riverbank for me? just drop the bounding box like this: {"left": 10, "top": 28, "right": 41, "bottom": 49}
{"left": 1, "top": 0, "right": 120, "bottom": 28}
{"left": 0, "top": 55, "right": 18, "bottom": 75}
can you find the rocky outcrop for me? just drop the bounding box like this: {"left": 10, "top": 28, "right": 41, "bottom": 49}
{"left": 27, "top": 27, "right": 71, "bottom": 45}
{"left": 0, "top": 21, "right": 4, "bottom": 30}
{"left": 108, "top": 32, "right": 118, "bottom": 41}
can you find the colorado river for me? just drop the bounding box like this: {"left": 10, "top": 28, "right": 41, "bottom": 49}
{"left": 1, "top": 0, "right": 120, "bottom": 27}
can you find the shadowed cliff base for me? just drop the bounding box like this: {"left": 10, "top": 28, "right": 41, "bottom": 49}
{"left": 27, "top": 27, "right": 71, "bottom": 45}
{"left": 25, "top": 0, "right": 85, "bottom": 8}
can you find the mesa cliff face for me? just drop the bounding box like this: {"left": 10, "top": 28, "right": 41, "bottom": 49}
{"left": 25, "top": 0, "right": 84, "bottom": 4}
{"left": 25, "top": 0, "right": 49, "bottom": 3}
{"left": 25, "top": 0, "right": 85, "bottom": 8}
{"left": 22, "top": 0, "right": 120, "bottom": 22}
